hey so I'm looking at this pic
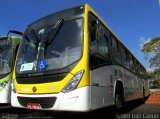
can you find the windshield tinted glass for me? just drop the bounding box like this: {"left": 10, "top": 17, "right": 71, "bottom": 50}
{"left": 16, "top": 18, "right": 83, "bottom": 74}
{"left": 0, "top": 48, "right": 13, "bottom": 75}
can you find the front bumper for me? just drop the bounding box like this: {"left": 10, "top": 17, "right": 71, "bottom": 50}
{"left": 11, "top": 86, "right": 90, "bottom": 112}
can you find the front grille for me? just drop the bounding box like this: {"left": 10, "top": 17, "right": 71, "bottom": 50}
{"left": 16, "top": 73, "right": 66, "bottom": 84}
{"left": 17, "top": 97, "right": 57, "bottom": 108}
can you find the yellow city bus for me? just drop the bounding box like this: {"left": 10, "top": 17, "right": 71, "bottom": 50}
{"left": 11, "top": 4, "right": 148, "bottom": 111}
{"left": 0, "top": 30, "right": 22, "bottom": 103}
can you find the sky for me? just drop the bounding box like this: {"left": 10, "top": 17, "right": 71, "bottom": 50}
{"left": 0, "top": 0, "right": 160, "bottom": 71}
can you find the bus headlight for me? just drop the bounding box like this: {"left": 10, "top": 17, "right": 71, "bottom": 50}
{"left": 62, "top": 70, "right": 84, "bottom": 93}
{"left": 0, "top": 81, "right": 7, "bottom": 90}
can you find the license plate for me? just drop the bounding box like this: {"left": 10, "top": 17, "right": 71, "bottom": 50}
{"left": 27, "top": 103, "right": 41, "bottom": 110}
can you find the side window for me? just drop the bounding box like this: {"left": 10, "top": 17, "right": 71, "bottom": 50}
{"left": 119, "top": 44, "right": 125, "bottom": 65}
{"left": 120, "top": 45, "right": 130, "bottom": 69}
{"left": 90, "top": 21, "right": 98, "bottom": 42}
{"left": 125, "top": 51, "right": 130, "bottom": 69}
{"left": 132, "top": 58, "right": 138, "bottom": 73}
{"left": 89, "top": 12, "right": 98, "bottom": 43}
{"left": 111, "top": 36, "right": 117, "bottom": 49}
{"left": 89, "top": 19, "right": 98, "bottom": 55}
{"left": 89, "top": 13, "right": 110, "bottom": 69}
{"left": 139, "top": 65, "right": 143, "bottom": 75}
{"left": 135, "top": 61, "right": 141, "bottom": 74}
{"left": 143, "top": 67, "right": 146, "bottom": 74}
{"left": 110, "top": 35, "right": 121, "bottom": 64}
{"left": 129, "top": 56, "right": 134, "bottom": 71}
{"left": 97, "top": 26, "right": 109, "bottom": 58}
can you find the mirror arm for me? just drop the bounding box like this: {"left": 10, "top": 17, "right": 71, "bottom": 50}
{"left": 7, "top": 30, "right": 23, "bottom": 37}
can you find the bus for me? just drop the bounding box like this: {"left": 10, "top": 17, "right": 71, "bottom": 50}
{"left": 0, "top": 32, "right": 21, "bottom": 104}
{"left": 11, "top": 4, "right": 148, "bottom": 111}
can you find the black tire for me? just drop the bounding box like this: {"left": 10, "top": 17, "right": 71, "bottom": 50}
{"left": 115, "top": 93, "right": 123, "bottom": 109}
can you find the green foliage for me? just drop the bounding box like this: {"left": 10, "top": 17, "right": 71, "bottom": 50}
{"left": 154, "top": 68, "right": 160, "bottom": 80}
{"left": 146, "top": 72, "right": 154, "bottom": 79}
{"left": 141, "top": 37, "right": 160, "bottom": 67}
{"left": 154, "top": 67, "right": 160, "bottom": 74}
{"left": 141, "top": 37, "right": 160, "bottom": 53}
{"left": 141, "top": 37, "right": 160, "bottom": 83}
{"left": 150, "top": 79, "right": 160, "bottom": 86}
{"left": 152, "top": 80, "right": 159, "bottom": 86}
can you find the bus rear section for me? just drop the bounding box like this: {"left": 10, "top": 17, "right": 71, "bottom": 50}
{"left": 0, "top": 36, "right": 21, "bottom": 103}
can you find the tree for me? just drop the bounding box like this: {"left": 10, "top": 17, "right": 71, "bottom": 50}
{"left": 154, "top": 68, "right": 160, "bottom": 80}
{"left": 152, "top": 80, "right": 160, "bottom": 86}
{"left": 141, "top": 37, "right": 160, "bottom": 83}
{"left": 141, "top": 37, "right": 160, "bottom": 67}
{"left": 145, "top": 71, "right": 154, "bottom": 79}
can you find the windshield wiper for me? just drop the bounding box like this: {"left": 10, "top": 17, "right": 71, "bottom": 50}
{"left": 44, "top": 19, "right": 64, "bottom": 46}
{"left": 43, "top": 19, "right": 64, "bottom": 57}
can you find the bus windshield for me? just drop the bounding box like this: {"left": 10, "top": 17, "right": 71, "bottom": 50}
{"left": 16, "top": 18, "right": 83, "bottom": 74}
{"left": 0, "top": 47, "right": 13, "bottom": 75}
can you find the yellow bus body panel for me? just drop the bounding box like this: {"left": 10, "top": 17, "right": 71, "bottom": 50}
{"left": 14, "top": 58, "right": 90, "bottom": 94}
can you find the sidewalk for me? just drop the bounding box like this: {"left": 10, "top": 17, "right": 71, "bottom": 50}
{"left": 146, "top": 93, "right": 160, "bottom": 104}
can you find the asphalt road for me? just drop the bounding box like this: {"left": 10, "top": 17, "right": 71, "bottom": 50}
{"left": 0, "top": 95, "right": 160, "bottom": 119}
